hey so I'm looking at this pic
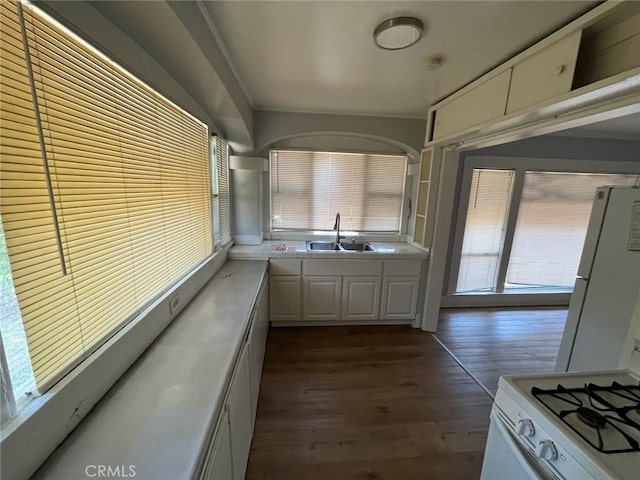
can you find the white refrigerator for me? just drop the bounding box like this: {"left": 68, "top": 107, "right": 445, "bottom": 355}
{"left": 556, "top": 185, "right": 640, "bottom": 372}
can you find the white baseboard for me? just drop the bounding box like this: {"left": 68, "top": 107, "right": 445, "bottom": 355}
{"left": 271, "top": 319, "right": 412, "bottom": 327}
{"left": 233, "top": 234, "right": 264, "bottom": 245}
{"left": 440, "top": 293, "right": 571, "bottom": 308}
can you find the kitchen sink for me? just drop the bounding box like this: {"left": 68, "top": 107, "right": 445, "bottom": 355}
{"left": 306, "top": 241, "right": 375, "bottom": 251}
{"left": 307, "top": 241, "right": 341, "bottom": 250}
{"left": 339, "top": 242, "right": 374, "bottom": 251}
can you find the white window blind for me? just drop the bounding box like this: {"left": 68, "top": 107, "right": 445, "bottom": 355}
{"left": 506, "top": 172, "right": 640, "bottom": 289}
{"left": 456, "top": 169, "right": 514, "bottom": 293}
{"left": 213, "top": 135, "right": 231, "bottom": 246}
{"left": 270, "top": 150, "right": 406, "bottom": 233}
{"left": 0, "top": 0, "right": 212, "bottom": 391}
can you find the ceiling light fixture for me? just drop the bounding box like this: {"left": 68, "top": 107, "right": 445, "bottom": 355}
{"left": 373, "top": 17, "right": 424, "bottom": 50}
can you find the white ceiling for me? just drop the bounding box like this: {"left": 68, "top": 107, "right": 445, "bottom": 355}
{"left": 205, "top": 0, "right": 596, "bottom": 119}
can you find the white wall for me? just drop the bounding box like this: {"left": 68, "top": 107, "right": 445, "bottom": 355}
{"left": 254, "top": 110, "right": 425, "bottom": 159}
{"left": 269, "top": 134, "right": 405, "bottom": 155}
{"left": 231, "top": 169, "right": 264, "bottom": 245}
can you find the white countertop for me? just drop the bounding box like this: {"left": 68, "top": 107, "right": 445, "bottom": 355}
{"left": 32, "top": 261, "right": 268, "bottom": 480}
{"left": 229, "top": 240, "right": 429, "bottom": 260}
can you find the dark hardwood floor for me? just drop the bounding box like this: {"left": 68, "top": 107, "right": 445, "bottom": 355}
{"left": 435, "top": 307, "right": 567, "bottom": 396}
{"left": 246, "top": 326, "right": 493, "bottom": 480}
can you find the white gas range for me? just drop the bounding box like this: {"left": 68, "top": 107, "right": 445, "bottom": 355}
{"left": 482, "top": 369, "right": 640, "bottom": 479}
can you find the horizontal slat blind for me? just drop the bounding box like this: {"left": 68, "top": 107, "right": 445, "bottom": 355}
{"left": 456, "top": 169, "right": 514, "bottom": 293}
{"left": 270, "top": 150, "right": 406, "bottom": 233}
{"left": 507, "top": 172, "right": 640, "bottom": 288}
{"left": 0, "top": 0, "right": 85, "bottom": 383}
{"left": 214, "top": 136, "right": 231, "bottom": 246}
{"left": 0, "top": 0, "right": 211, "bottom": 390}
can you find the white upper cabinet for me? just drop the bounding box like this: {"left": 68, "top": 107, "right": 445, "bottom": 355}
{"left": 432, "top": 69, "right": 511, "bottom": 140}
{"left": 506, "top": 30, "right": 582, "bottom": 114}
{"left": 426, "top": 1, "right": 640, "bottom": 145}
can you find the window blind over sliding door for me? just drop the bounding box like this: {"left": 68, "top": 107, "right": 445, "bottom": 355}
{"left": 270, "top": 150, "right": 406, "bottom": 233}
{"left": 0, "top": 0, "right": 212, "bottom": 390}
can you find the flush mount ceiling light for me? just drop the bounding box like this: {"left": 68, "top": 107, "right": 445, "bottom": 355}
{"left": 374, "top": 17, "right": 424, "bottom": 50}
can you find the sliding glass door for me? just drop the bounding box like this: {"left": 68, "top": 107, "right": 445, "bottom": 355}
{"left": 452, "top": 166, "right": 639, "bottom": 295}
{"left": 456, "top": 169, "right": 514, "bottom": 293}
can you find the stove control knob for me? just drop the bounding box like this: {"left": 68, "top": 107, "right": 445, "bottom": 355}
{"left": 516, "top": 419, "right": 535, "bottom": 438}
{"left": 536, "top": 440, "right": 558, "bottom": 461}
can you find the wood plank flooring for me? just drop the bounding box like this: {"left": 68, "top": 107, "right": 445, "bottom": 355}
{"left": 246, "top": 326, "right": 493, "bottom": 480}
{"left": 435, "top": 307, "right": 567, "bottom": 396}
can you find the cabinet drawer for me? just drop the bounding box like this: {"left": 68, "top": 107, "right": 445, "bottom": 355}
{"left": 303, "top": 259, "right": 382, "bottom": 276}
{"left": 270, "top": 258, "right": 301, "bottom": 276}
{"left": 384, "top": 260, "right": 422, "bottom": 276}
{"left": 432, "top": 69, "right": 511, "bottom": 139}
{"left": 506, "top": 30, "right": 581, "bottom": 113}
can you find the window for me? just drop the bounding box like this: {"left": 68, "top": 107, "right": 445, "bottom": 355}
{"left": 212, "top": 136, "right": 231, "bottom": 247}
{"left": 452, "top": 164, "right": 639, "bottom": 295}
{"left": 456, "top": 169, "right": 514, "bottom": 293}
{"left": 270, "top": 150, "right": 407, "bottom": 234}
{"left": 0, "top": 0, "right": 212, "bottom": 421}
{"left": 506, "top": 172, "right": 640, "bottom": 290}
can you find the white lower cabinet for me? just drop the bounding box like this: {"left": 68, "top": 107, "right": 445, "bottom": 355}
{"left": 270, "top": 276, "right": 300, "bottom": 321}
{"left": 341, "top": 276, "right": 380, "bottom": 320}
{"left": 227, "top": 344, "right": 252, "bottom": 480}
{"left": 380, "top": 276, "right": 419, "bottom": 320}
{"left": 248, "top": 282, "right": 269, "bottom": 425}
{"left": 201, "top": 410, "right": 233, "bottom": 480}
{"left": 303, "top": 276, "right": 342, "bottom": 320}
{"left": 270, "top": 259, "right": 424, "bottom": 324}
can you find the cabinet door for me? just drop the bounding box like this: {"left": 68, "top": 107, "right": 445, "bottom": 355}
{"left": 228, "top": 344, "right": 252, "bottom": 480}
{"left": 380, "top": 276, "right": 419, "bottom": 320}
{"left": 432, "top": 69, "right": 511, "bottom": 139}
{"left": 270, "top": 276, "right": 300, "bottom": 321}
{"left": 506, "top": 30, "right": 581, "bottom": 113}
{"left": 303, "top": 276, "right": 342, "bottom": 321}
{"left": 247, "top": 314, "right": 261, "bottom": 429}
{"left": 248, "top": 282, "right": 269, "bottom": 428}
{"left": 341, "top": 276, "right": 380, "bottom": 321}
{"left": 201, "top": 410, "right": 233, "bottom": 480}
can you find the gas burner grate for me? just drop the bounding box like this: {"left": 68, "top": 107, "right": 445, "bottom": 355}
{"left": 532, "top": 383, "right": 640, "bottom": 454}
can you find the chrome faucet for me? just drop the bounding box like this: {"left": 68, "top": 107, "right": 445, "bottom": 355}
{"left": 333, "top": 212, "right": 345, "bottom": 244}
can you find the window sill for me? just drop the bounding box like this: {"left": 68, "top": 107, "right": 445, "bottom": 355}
{"left": 266, "top": 231, "right": 404, "bottom": 243}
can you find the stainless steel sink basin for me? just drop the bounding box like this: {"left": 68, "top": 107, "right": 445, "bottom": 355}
{"left": 307, "top": 241, "right": 341, "bottom": 251}
{"left": 306, "top": 241, "right": 374, "bottom": 251}
{"left": 339, "top": 242, "right": 374, "bottom": 251}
